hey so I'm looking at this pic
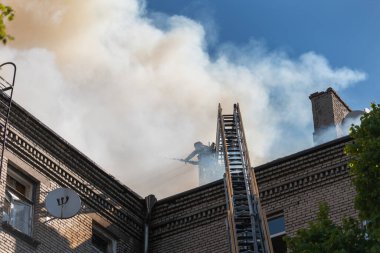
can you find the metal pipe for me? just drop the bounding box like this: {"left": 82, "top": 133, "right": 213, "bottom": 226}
{"left": 143, "top": 194, "right": 157, "bottom": 253}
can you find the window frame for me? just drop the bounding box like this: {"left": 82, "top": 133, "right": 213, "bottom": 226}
{"left": 91, "top": 223, "right": 117, "bottom": 253}
{"left": 268, "top": 213, "right": 286, "bottom": 237}
{"left": 267, "top": 212, "right": 287, "bottom": 253}
{"left": 3, "top": 164, "right": 36, "bottom": 236}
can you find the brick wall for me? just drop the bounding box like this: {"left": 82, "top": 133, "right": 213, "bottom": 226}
{"left": 255, "top": 136, "right": 357, "bottom": 236}
{"left": 149, "top": 180, "right": 229, "bottom": 253}
{"left": 147, "top": 136, "right": 357, "bottom": 252}
{"left": 310, "top": 89, "right": 336, "bottom": 130}
{"left": 0, "top": 98, "right": 144, "bottom": 252}
{"left": 0, "top": 95, "right": 358, "bottom": 252}
{"left": 0, "top": 151, "right": 142, "bottom": 252}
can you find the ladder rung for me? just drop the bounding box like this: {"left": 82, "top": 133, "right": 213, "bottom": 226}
{"left": 1, "top": 87, "right": 12, "bottom": 92}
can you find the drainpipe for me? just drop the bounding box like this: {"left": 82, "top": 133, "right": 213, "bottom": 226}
{"left": 144, "top": 194, "right": 157, "bottom": 253}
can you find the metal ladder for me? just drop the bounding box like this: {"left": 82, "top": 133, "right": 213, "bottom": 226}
{"left": 217, "top": 104, "right": 272, "bottom": 253}
{"left": 0, "top": 62, "right": 16, "bottom": 177}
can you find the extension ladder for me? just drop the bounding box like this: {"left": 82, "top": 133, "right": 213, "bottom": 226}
{"left": 217, "top": 104, "right": 272, "bottom": 253}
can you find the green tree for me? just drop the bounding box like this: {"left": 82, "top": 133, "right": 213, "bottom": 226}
{"left": 0, "top": 3, "right": 14, "bottom": 44}
{"left": 284, "top": 203, "right": 371, "bottom": 253}
{"left": 345, "top": 103, "right": 380, "bottom": 245}
{"left": 285, "top": 103, "right": 380, "bottom": 252}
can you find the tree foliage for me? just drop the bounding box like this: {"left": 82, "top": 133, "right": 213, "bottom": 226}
{"left": 285, "top": 103, "right": 380, "bottom": 252}
{"left": 345, "top": 103, "right": 380, "bottom": 244}
{"left": 284, "top": 203, "right": 372, "bottom": 253}
{"left": 0, "top": 3, "right": 14, "bottom": 44}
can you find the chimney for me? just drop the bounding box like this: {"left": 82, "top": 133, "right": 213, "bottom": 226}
{"left": 309, "top": 87, "right": 351, "bottom": 144}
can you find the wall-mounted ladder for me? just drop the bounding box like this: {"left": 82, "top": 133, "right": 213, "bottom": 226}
{"left": 217, "top": 104, "right": 272, "bottom": 253}
{"left": 0, "top": 62, "right": 16, "bottom": 177}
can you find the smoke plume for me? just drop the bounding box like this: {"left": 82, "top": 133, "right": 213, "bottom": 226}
{"left": 0, "top": 0, "right": 366, "bottom": 198}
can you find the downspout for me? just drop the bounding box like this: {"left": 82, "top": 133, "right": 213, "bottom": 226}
{"left": 144, "top": 194, "right": 157, "bottom": 253}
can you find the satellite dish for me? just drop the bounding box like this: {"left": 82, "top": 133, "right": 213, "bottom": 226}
{"left": 45, "top": 188, "right": 81, "bottom": 219}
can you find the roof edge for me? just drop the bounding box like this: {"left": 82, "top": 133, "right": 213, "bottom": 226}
{"left": 7, "top": 97, "right": 143, "bottom": 200}
{"left": 156, "top": 178, "right": 224, "bottom": 204}
{"left": 254, "top": 135, "right": 352, "bottom": 171}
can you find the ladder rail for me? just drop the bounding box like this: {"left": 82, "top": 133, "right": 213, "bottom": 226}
{"left": 0, "top": 62, "right": 16, "bottom": 178}
{"left": 218, "top": 104, "right": 240, "bottom": 253}
{"left": 235, "top": 104, "right": 273, "bottom": 253}
{"left": 218, "top": 104, "right": 273, "bottom": 253}
{"left": 234, "top": 104, "right": 259, "bottom": 253}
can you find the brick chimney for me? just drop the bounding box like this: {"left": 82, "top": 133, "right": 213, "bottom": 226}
{"left": 309, "top": 87, "right": 351, "bottom": 144}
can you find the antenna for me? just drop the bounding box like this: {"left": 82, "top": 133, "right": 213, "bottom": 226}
{"left": 0, "top": 62, "right": 16, "bottom": 178}
{"left": 45, "top": 188, "right": 82, "bottom": 219}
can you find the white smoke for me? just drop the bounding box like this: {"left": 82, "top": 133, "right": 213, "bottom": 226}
{"left": 341, "top": 114, "right": 362, "bottom": 136}
{"left": 0, "top": 0, "right": 367, "bottom": 198}
{"left": 314, "top": 110, "right": 364, "bottom": 145}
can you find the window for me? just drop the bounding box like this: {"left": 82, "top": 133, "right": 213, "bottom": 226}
{"left": 2, "top": 166, "right": 35, "bottom": 236}
{"left": 268, "top": 214, "right": 287, "bottom": 253}
{"left": 92, "top": 223, "right": 116, "bottom": 253}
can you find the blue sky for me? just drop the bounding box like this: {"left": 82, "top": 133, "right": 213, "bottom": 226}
{"left": 147, "top": 0, "right": 379, "bottom": 109}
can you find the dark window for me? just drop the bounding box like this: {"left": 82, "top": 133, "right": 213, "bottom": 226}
{"left": 92, "top": 233, "right": 109, "bottom": 252}
{"left": 268, "top": 214, "right": 287, "bottom": 253}
{"left": 2, "top": 166, "right": 35, "bottom": 236}
{"left": 92, "top": 224, "right": 116, "bottom": 253}
{"left": 268, "top": 215, "right": 285, "bottom": 237}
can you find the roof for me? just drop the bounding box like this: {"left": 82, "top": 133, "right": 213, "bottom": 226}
{"left": 254, "top": 135, "right": 351, "bottom": 172}
{"left": 5, "top": 95, "right": 143, "bottom": 202}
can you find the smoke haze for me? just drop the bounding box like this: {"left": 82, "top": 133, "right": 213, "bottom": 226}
{"left": 0, "top": 0, "right": 366, "bottom": 198}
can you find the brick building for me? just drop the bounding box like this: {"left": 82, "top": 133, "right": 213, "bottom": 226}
{"left": 0, "top": 87, "right": 358, "bottom": 253}
{"left": 0, "top": 94, "right": 145, "bottom": 252}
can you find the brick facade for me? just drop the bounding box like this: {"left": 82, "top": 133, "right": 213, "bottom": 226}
{"left": 0, "top": 97, "right": 144, "bottom": 252}
{"left": 150, "top": 181, "right": 229, "bottom": 253}
{"left": 0, "top": 88, "right": 358, "bottom": 253}
{"left": 256, "top": 136, "right": 357, "bottom": 236}
{"left": 145, "top": 136, "right": 357, "bottom": 252}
